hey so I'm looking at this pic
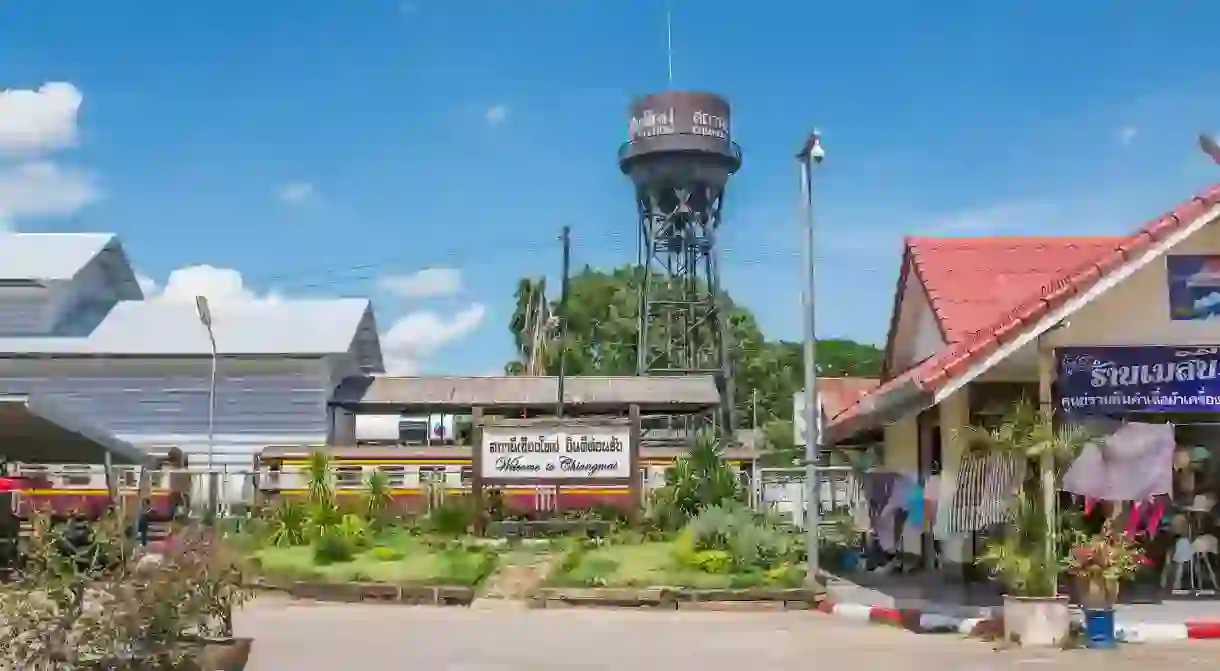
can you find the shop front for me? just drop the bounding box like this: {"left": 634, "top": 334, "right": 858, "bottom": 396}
{"left": 1057, "top": 345, "right": 1220, "bottom": 596}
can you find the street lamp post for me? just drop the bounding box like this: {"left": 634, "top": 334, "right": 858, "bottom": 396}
{"left": 195, "top": 296, "right": 218, "bottom": 520}
{"left": 796, "top": 129, "right": 825, "bottom": 585}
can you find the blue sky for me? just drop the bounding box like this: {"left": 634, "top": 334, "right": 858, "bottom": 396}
{"left": 1, "top": 0, "right": 1218, "bottom": 374}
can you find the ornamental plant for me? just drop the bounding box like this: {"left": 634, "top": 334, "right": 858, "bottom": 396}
{"left": 1066, "top": 519, "right": 1151, "bottom": 585}
{"left": 0, "top": 509, "right": 252, "bottom": 670}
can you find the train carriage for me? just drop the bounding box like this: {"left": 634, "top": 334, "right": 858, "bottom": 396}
{"left": 7, "top": 447, "right": 190, "bottom": 521}
{"left": 256, "top": 444, "right": 759, "bottom": 514}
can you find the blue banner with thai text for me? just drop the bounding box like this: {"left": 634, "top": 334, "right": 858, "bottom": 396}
{"left": 1057, "top": 346, "right": 1220, "bottom": 414}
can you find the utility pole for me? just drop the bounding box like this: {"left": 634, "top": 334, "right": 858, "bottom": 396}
{"left": 796, "top": 129, "right": 825, "bottom": 585}
{"left": 751, "top": 388, "right": 759, "bottom": 428}
{"left": 556, "top": 225, "right": 572, "bottom": 417}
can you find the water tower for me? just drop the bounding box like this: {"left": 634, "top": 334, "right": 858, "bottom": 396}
{"left": 618, "top": 91, "right": 741, "bottom": 433}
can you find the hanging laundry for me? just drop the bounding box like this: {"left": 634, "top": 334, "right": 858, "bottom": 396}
{"left": 876, "top": 473, "right": 918, "bottom": 553}
{"left": 1125, "top": 496, "right": 1169, "bottom": 539}
{"left": 1062, "top": 422, "right": 1174, "bottom": 502}
{"left": 863, "top": 471, "right": 899, "bottom": 519}
{"left": 938, "top": 451, "right": 1024, "bottom": 536}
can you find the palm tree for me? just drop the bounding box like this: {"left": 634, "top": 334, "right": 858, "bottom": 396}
{"left": 962, "top": 401, "right": 1094, "bottom": 596}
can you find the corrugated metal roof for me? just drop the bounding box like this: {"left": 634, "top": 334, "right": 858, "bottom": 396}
{"left": 332, "top": 375, "right": 721, "bottom": 410}
{"left": 0, "top": 233, "right": 118, "bottom": 281}
{"left": 0, "top": 298, "right": 382, "bottom": 362}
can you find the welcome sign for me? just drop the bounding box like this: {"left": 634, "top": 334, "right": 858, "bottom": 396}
{"left": 479, "top": 423, "right": 632, "bottom": 481}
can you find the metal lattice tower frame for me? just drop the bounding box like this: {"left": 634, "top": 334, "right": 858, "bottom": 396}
{"left": 635, "top": 182, "right": 735, "bottom": 434}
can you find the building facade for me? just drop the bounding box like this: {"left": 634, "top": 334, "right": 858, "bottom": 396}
{"left": 0, "top": 233, "right": 385, "bottom": 500}
{"left": 825, "top": 184, "right": 1220, "bottom": 590}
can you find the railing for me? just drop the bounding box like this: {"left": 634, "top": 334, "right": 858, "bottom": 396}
{"left": 617, "top": 136, "right": 743, "bottom": 163}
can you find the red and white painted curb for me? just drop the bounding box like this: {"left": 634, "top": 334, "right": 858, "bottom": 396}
{"left": 816, "top": 599, "right": 1220, "bottom": 643}
{"left": 815, "top": 599, "right": 991, "bottom": 635}
{"left": 1116, "top": 621, "right": 1220, "bottom": 643}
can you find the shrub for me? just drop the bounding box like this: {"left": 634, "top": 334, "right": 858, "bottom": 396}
{"left": 361, "top": 469, "right": 394, "bottom": 528}
{"left": 650, "top": 429, "right": 740, "bottom": 528}
{"left": 428, "top": 499, "right": 477, "bottom": 536}
{"left": 266, "top": 498, "right": 308, "bottom": 547}
{"left": 338, "top": 513, "right": 370, "bottom": 549}
{"left": 0, "top": 510, "right": 252, "bottom": 669}
{"left": 369, "top": 545, "right": 406, "bottom": 562}
{"left": 313, "top": 526, "right": 356, "bottom": 565}
{"left": 677, "top": 504, "right": 800, "bottom": 574}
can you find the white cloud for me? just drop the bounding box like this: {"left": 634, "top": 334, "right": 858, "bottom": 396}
{"left": 1117, "top": 125, "right": 1138, "bottom": 146}
{"left": 0, "top": 82, "right": 82, "bottom": 155}
{"left": 484, "top": 104, "right": 509, "bottom": 127}
{"left": 380, "top": 303, "right": 486, "bottom": 374}
{"left": 377, "top": 268, "right": 463, "bottom": 298}
{"left": 150, "top": 265, "right": 283, "bottom": 305}
{"left": 139, "top": 264, "right": 483, "bottom": 374}
{"left": 277, "top": 181, "right": 315, "bottom": 204}
{"left": 135, "top": 272, "right": 159, "bottom": 297}
{"left": 0, "top": 161, "right": 101, "bottom": 223}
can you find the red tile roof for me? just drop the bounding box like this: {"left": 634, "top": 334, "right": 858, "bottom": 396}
{"left": 911, "top": 237, "right": 1124, "bottom": 343}
{"left": 818, "top": 377, "right": 880, "bottom": 420}
{"left": 831, "top": 183, "right": 1220, "bottom": 437}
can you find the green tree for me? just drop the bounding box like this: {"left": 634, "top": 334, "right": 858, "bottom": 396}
{"left": 503, "top": 264, "right": 883, "bottom": 432}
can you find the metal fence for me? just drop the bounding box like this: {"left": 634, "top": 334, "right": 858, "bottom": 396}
{"left": 752, "top": 466, "right": 862, "bottom": 528}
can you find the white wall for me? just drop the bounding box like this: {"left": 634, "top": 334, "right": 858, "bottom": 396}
{"left": 888, "top": 261, "right": 947, "bottom": 373}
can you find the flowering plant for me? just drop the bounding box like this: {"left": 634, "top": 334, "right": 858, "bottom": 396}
{"left": 1065, "top": 520, "right": 1151, "bottom": 583}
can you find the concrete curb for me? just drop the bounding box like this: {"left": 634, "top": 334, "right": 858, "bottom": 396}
{"left": 816, "top": 598, "right": 1220, "bottom": 643}
{"left": 814, "top": 599, "right": 993, "bottom": 636}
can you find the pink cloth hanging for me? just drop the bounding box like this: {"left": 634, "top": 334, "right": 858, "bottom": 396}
{"left": 1125, "top": 502, "right": 1145, "bottom": 540}
{"left": 1062, "top": 422, "right": 1175, "bottom": 502}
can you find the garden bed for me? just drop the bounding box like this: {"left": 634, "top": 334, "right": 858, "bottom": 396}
{"left": 248, "top": 532, "right": 497, "bottom": 605}
{"left": 546, "top": 541, "right": 809, "bottom": 591}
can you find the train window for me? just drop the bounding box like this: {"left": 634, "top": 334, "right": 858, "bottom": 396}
{"left": 118, "top": 469, "right": 138, "bottom": 489}
{"left": 377, "top": 465, "right": 406, "bottom": 487}
{"left": 335, "top": 466, "right": 364, "bottom": 488}
{"left": 418, "top": 466, "right": 445, "bottom": 484}
{"left": 460, "top": 466, "right": 472, "bottom": 487}
{"left": 61, "top": 466, "right": 93, "bottom": 487}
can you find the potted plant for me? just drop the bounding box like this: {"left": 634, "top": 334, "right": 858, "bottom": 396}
{"left": 977, "top": 489, "right": 1072, "bottom": 647}
{"left": 1065, "top": 519, "right": 1150, "bottom": 648}
{"left": 965, "top": 402, "right": 1093, "bottom": 647}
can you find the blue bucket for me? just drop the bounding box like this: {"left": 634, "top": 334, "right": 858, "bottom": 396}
{"left": 1083, "top": 608, "right": 1116, "bottom": 649}
{"left": 839, "top": 549, "right": 861, "bottom": 572}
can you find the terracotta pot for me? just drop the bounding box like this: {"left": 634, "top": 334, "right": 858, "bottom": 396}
{"left": 1076, "top": 575, "right": 1119, "bottom": 609}
{"left": 1002, "top": 595, "right": 1071, "bottom": 647}
{"left": 196, "top": 637, "right": 254, "bottom": 671}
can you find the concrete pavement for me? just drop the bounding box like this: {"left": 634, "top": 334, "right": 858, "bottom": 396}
{"left": 234, "top": 597, "right": 1220, "bottom": 670}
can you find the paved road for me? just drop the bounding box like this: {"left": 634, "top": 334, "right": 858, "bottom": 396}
{"left": 235, "top": 597, "right": 1220, "bottom": 670}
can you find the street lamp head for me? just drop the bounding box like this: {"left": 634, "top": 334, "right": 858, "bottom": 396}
{"left": 798, "top": 128, "right": 825, "bottom": 164}
{"left": 194, "top": 295, "right": 213, "bottom": 329}
{"left": 795, "top": 129, "right": 824, "bottom": 164}
{"left": 1201, "top": 133, "right": 1220, "bottom": 165}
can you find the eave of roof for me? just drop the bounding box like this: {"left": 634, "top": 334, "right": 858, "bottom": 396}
{"left": 828, "top": 183, "right": 1220, "bottom": 443}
